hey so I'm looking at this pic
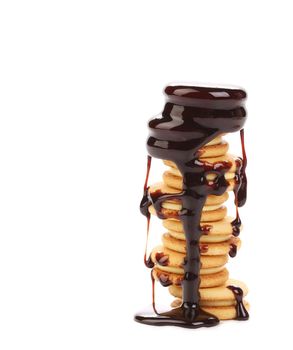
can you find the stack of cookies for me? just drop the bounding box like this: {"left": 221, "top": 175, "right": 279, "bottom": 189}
{"left": 148, "top": 135, "right": 249, "bottom": 320}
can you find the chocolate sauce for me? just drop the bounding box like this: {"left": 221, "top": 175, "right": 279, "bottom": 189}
{"left": 227, "top": 285, "right": 249, "bottom": 320}
{"left": 238, "top": 129, "right": 247, "bottom": 207}
{"left": 151, "top": 270, "right": 158, "bottom": 314}
{"left": 144, "top": 255, "right": 154, "bottom": 268}
{"left": 141, "top": 156, "right": 153, "bottom": 268}
{"left": 229, "top": 243, "right": 238, "bottom": 258}
{"left": 142, "top": 211, "right": 153, "bottom": 268}
{"left": 231, "top": 215, "right": 241, "bottom": 237}
{"left": 135, "top": 84, "right": 247, "bottom": 328}
{"left": 231, "top": 129, "right": 247, "bottom": 237}
{"left": 155, "top": 252, "right": 169, "bottom": 266}
{"left": 200, "top": 244, "right": 209, "bottom": 254}
{"left": 144, "top": 156, "right": 152, "bottom": 192}
{"left": 157, "top": 273, "right": 173, "bottom": 287}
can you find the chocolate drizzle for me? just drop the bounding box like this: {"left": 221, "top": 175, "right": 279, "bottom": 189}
{"left": 144, "top": 255, "right": 154, "bottom": 268}
{"left": 231, "top": 215, "right": 241, "bottom": 237}
{"left": 238, "top": 129, "right": 247, "bottom": 207}
{"left": 229, "top": 243, "right": 238, "bottom": 258}
{"left": 144, "top": 156, "right": 152, "bottom": 192}
{"left": 141, "top": 156, "right": 153, "bottom": 268}
{"left": 155, "top": 252, "right": 169, "bottom": 266}
{"left": 135, "top": 84, "right": 248, "bottom": 328}
{"left": 200, "top": 244, "right": 209, "bottom": 254}
{"left": 157, "top": 273, "right": 173, "bottom": 287}
{"left": 201, "top": 224, "right": 212, "bottom": 235}
{"left": 227, "top": 285, "right": 249, "bottom": 320}
{"left": 231, "top": 130, "right": 247, "bottom": 237}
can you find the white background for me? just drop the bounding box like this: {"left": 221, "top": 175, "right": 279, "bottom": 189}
{"left": 0, "top": 1, "right": 292, "bottom": 349}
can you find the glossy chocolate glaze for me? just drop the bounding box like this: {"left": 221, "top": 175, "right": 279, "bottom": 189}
{"left": 155, "top": 252, "right": 169, "bottom": 266}
{"left": 229, "top": 243, "right": 238, "bottom": 258}
{"left": 141, "top": 156, "right": 152, "bottom": 268}
{"left": 135, "top": 84, "right": 248, "bottom": 328}
{"left": 232, "top": 130, "right": 247, "bottom": 237}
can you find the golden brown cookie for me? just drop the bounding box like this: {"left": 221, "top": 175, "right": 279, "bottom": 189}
{"left": 161, "top": 233, "right": 240, "bottom": 255}
{"left": 163, "top": 153, "right": 239, "bottom": 173}
{"left": 155, "top": 264, "right": 225, "bottom": 276}
{"left": 167, "top": 165, "right": 235, "bottom": 181}
{"left": 169, "top": 279, "right": 248, "bottom": 301}
{"left": 201, "top": 302, "right": 250, "bottom": 320}
{"left": 162, "top": 170, "right": 236, "bottom": 192}
{"left": 163, "top": 216, "right": 236, "bottom": 235}
{"left": 150, "top": 246, "right": 229, "bottom": 268}
{"left": 167, "top": 229, "right": 231, "bottom": 243}
{"left": 198, "top": 141, "right": 229, "bottom": 158}
{"left": 149, "top": 182, "right": 229, "bottom": 206}
{"left": 153, "top": 267, "right": 229, "bottom": 288}
{"left": 205, "top": 135, "right": 223, "bottom": 146}
{"left": 169, "top": 279, "right": 249, "bottom": 320}
{"left": 149, "top": 204, "right": 227, "bottom": 221}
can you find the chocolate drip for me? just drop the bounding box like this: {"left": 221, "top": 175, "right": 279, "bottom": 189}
{"left": 144, "top": 254, "right": 154, "bottom": 268}
{"left": 231, "top": 129, "right": 248, "bottom": 236}
{"left": 154, "top": 269, "right": 182, "bottom": 286}
{"left": 140, "top": 189, "right": 150, "bottom": 217}
{"left": 151, "top": 270, "right": 158, "bottom": 314}
{"left": 200, "top": 244, "right": 209, "bottom": 254}
{"left": 201, "top": 224, "right": 212, "bottom": 235}
{"left": 229, "top": 243, "right": 238, "bottom": 258}
{"left": 157, "top": 274, "right": 173, "bottom": 287}
{"left": 231, "top": 158, "right": 242, "bottom": 237}
{"left": 141, "top": 156, "right": 152, "bottom": 268}
{"left": 150, "top": 190, "right": 181, "bottom": 220}
{"left": 144, "top": 156, "right": 152, "bottom": 191}
{"left": 232, "top": 215, "right": 241, "bottom": 237}
{"left": 155, "top": 252, "right": 169, "bottom": 266}
{"left": 238, "top": 129, "right": 247, "bottom": 207}
{"left": 135, "top": 84, "right": 247, "bottom": 328}
{"left": 227, "top": 285, "right": 249, "bottom": 320}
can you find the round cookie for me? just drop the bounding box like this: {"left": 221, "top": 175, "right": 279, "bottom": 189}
{"left": 149, "top": 204, "right": 227, "bottom": 222}
{"left": 168, "top": 229, "right": 231, "bottom": 243}
{"left": 161, "top": 201, "right": 224, "bottom": 212}
{"left": 149, "top": 182, "right": 229, "bottom": 206}
{"left": 163, "top": 216, "right": 236, "bottom": 235}
{"left": 169, "top": 279, "right": 249, "bottom": 320}
{"left": 163, "top": 170, "right": 236, "bottom": 192}
{"left": 153, "top": 267, "right": 229, "bottom": 288}
{"left": 170, "top": 298, "right": 242, "bottom": 307}
{"left": 161, "top": 233, "right": 240, "bottom": 255}
{"left": 198, "top": 141, "right": 229, "bottom": 158}
{"left": 169, "top": 279, "right": 248, "bottom": 301}
{"left": 201, "top": 302, "right": 250, "bottom": 320}
{"left": 163, "top": 153, "right": 239, "bottom": 173}
{"left": 205, "top": 135, "right": 223, "bottom": 146}
{"left": 151, "top": 246, "right": 229, "bottom": 269}
{"left": 168, "top": 165, "right": 235, "bottom": 181}
{"left": 156, "top": 264, "right": 225, "bottom": 275}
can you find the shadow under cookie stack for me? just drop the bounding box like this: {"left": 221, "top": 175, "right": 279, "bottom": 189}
{"left": 135, "top": 84, "right": 249, "bottom": 329}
